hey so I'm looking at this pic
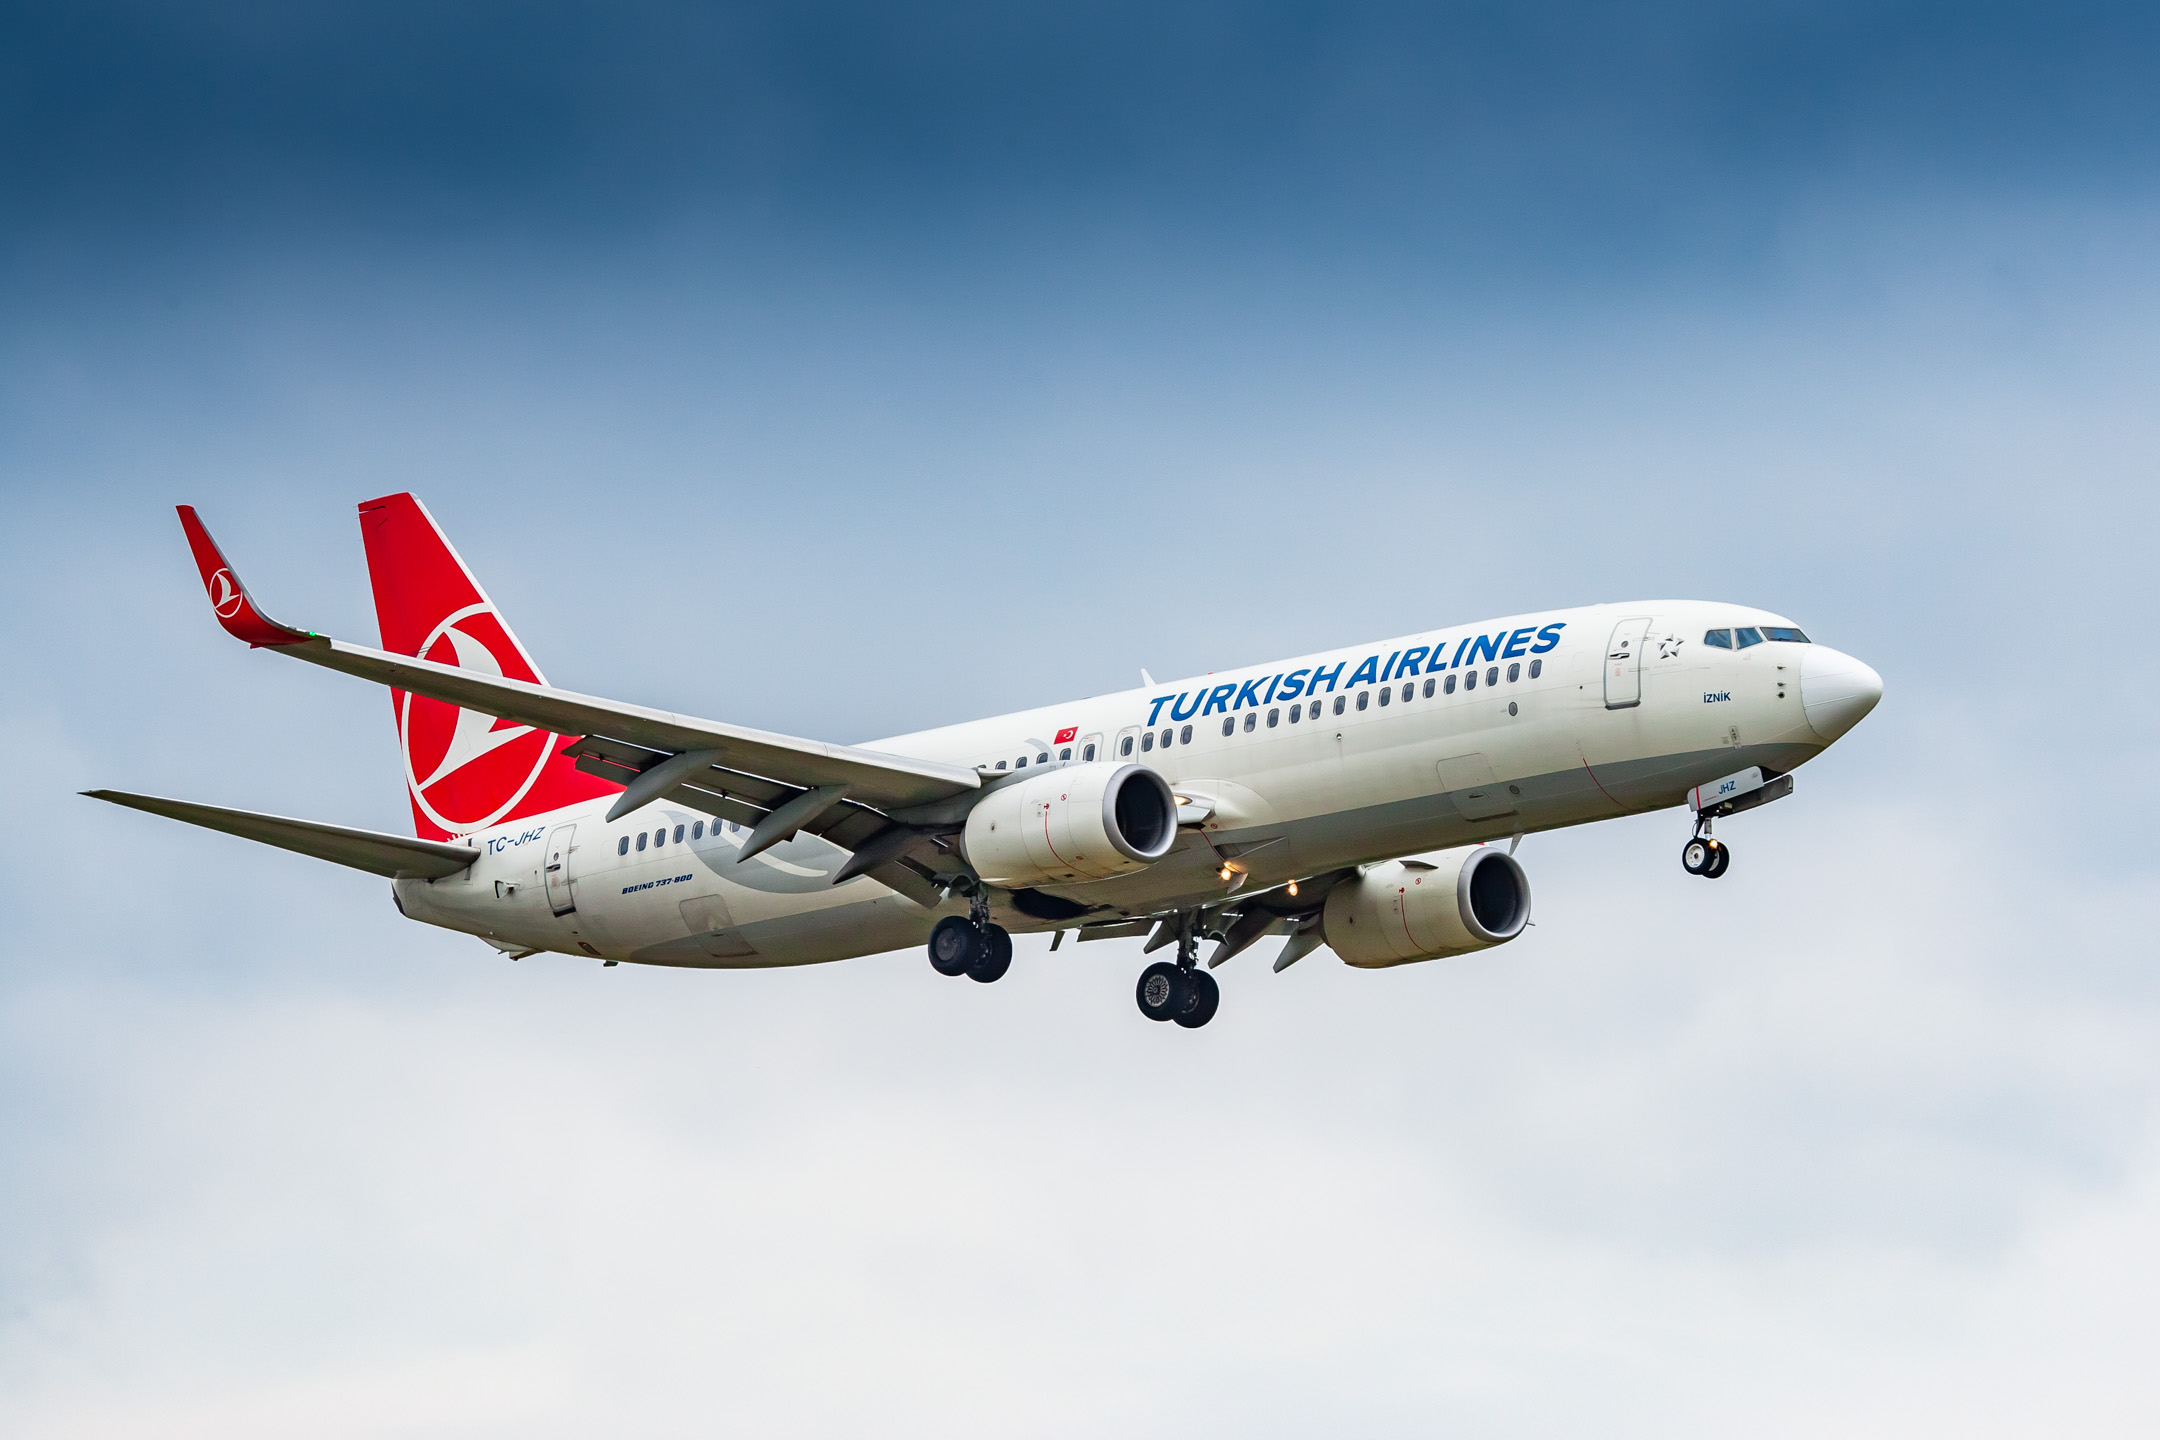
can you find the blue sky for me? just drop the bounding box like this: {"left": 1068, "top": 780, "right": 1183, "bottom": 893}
{"left": 5, "top": 4, "right": 2160, "bottom": 1435}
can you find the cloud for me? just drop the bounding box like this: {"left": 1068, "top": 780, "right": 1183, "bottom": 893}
{"left": 6, "top": 0, "right": 2159, "bottom": 262}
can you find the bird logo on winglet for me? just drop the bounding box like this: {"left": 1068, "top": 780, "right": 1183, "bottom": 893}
{"left": 209, "top": 568, "right": 245, "bottom": 619}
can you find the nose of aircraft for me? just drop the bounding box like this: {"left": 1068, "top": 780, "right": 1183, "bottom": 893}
{"left": 1799, "top": 645, "right": 1883, "bottom": 743}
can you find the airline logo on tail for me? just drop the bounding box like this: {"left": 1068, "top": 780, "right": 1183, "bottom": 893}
{"left": 361, "top": 491, "right": 621, "bottom": 840}
{"left": 399, "top": 602, "right": 555, "bottom": 834}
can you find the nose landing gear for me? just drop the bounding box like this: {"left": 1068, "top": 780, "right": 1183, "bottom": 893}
{"left": 1134, "top": 914, "right": 1219, "bottom": 1027}
{"left": 1681, "top": 822, "right": 1731, "bottom": 879}
{"left": 927, "top": 893, "right": 1013, "bottom": 983}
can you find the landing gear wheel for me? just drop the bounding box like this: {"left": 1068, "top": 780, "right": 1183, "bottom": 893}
{"left": 928, "top": 915, "right": 979, "bottom": 976}
{"left": 1703, "top": 840, "right": 1731, "bottom": 879}
{"left": 1682, "top": 837, "right": 1713, "bottom": 875}
{"left": 1172, "top": 968, "right": 1219, "bottom": 1028}
{"left": 1136, "top": 961, "right": 1189, "bottom": 1022}
{"left": 967, "top": 924, "right": 1013, "bottom": 983}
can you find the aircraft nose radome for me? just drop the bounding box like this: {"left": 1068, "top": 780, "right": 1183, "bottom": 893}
{"left": 1800, "top": 645, "right": 1883, "bottom": 743}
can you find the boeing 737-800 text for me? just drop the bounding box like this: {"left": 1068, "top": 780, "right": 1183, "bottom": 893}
{"left": 89, "top": 495, "right": 1882, "bottom": 1027}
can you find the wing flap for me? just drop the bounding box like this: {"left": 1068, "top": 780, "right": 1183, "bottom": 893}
{"left": 85, "top": 790, "right": 476, "bottom": 880}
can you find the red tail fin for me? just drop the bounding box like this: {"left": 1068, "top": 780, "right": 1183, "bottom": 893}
{"left": 358, "top": 494, "right": 618, "bottom": 839}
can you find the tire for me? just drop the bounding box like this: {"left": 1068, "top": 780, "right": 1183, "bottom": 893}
{"left": 1682, "top": 837, "right": 1712, "bottom": 875}
{"left": 1172, "top": 968, "right": 1219, "bottom": 1028}
{"left": 1704, "top": 841, "right": 1731, "bottom": 879}
{"left": 928, "top": 915, "right": 979, "bottom": 976}
{"left": 1135, "top": 961, "right": 1188, "bottom": 1022}
{"left": 967, "top": 924, "right": 1013, "bottom": 983}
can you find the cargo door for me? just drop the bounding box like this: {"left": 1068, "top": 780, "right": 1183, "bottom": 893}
{"left": 542, "top": 823, "right": 578, "bottom": 916}
{"left": 1603, "top": 616, "right": 1652, "bottom": 710}
{"left": 679, "top": 894, "right": 760, "bottom": 960}
{"left": 1438, "top": 753, "right": 1517, "bottom": 821}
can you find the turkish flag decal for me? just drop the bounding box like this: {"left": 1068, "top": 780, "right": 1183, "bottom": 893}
{"left": 1054, "top": 726, "right": 1079, "bottom": 745}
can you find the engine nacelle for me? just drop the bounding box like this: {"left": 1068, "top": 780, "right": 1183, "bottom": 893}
{"left": 1322, "top": 846, "right": 1531, "bottom": 968}
{"left": 961, "top": 762, "right": 1178, "bottom": 888}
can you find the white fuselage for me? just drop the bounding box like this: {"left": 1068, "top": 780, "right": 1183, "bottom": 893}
{"left": 394, "top": 601, "right": 1873, "bottom": 967}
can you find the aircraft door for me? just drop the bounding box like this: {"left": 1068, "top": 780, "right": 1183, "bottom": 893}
{"left": 1603, "top": 617, "right": 1652, "bottom": 710}
{"left": 543, "top": 823, "right": 578, "bottom": 916}
{"left": 1078, "top": 732, "right": 1102, "bottom": 762}
{"left": 1112, "top": 726, "right": 1141, "bottom": 761}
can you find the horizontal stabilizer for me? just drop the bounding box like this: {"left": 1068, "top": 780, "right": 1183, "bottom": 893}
{"left": 84, "top": 790, "right": 477, "bottom": 880}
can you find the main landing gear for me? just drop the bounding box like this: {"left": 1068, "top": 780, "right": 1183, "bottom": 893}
{"left": 1681, "top": 819, "right": 1731, "bottom": 879}
{"left": 927, "top": 894, "right": 1012, "bottom": 984}
{"left": 1134, "top": 914, "right": 1219, "bottom": 1028}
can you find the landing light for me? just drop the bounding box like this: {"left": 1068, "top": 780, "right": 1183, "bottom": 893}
{"left": 1287, "top": 880, "right": 1299, "bottom": 897}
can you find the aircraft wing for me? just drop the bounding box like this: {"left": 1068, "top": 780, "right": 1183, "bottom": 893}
{"left": 176, "top": 506, "right": 981, "bottom": 817}
{"left": 85, "top": 790, "right": 477, "bottom": 880}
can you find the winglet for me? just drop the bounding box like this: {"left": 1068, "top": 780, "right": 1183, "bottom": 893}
{"left": 175, "top": 505, "right": 317, "bottom": 647}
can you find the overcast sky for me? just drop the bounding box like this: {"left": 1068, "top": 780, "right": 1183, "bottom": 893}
{"left": 5, "top": 3, "right": 2160, "bottom": 1435}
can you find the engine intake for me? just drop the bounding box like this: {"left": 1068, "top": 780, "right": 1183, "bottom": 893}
{"left": 1322, "top": 846, "right": 1531, "bottom": 968}
{"left": 961, "top": 762, "right": 1177, "bottom": 888}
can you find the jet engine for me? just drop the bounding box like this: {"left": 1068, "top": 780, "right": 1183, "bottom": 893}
{"left": 1322, "top": 846, "right": 1531, "bottom": 968}
{"left": 961, "top": 762, "right": 1178, "bottom": 888}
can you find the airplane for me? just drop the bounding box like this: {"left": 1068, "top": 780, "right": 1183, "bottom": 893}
{"left": 88, "top": 494, "right": 1883, "bottom": 1028}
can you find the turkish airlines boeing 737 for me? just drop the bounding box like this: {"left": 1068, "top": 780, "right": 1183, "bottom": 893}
{"left": 90, "top": 495, "right": 1882, "bottom": 1028}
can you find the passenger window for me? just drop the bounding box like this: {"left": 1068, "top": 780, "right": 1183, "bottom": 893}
{"left": 1377, "top": 687, "right": 1390, "bottom": 706}
{"left": 1486, "top": 666, "right": 1499, "bottom": 686}
{"left": 996, "top": 760, "right": 1008, "bottom": 770}
{"left": 1735, "top": 627, "right": 1763, "bottom": 648}
{"left": 1423, "top": 678, "right": 1435, "bottom": 698}
{"left": 1119, "top": 737, "right": 1132, "bottom": 756}
{"left": 1038, "top": 752, "right": 1049, "bottom": 764}
{"left": 1059, "top": 747, "right": 1071, "bottom": 760}
{"left": 1267, "top": 708, "right": 1279, "bottom": 727}
{"left": 1529, "top": 659, "right": 1542, "bottom": 678}
{"left": 1402, "top": 682, "right": 1413, "bottom": 702}
{"left": 673, "top": 824, "right": 685, "bottom": 843}
{"left": 1445, "top": 673, "right": 1457, "bottom": 694}
{"left": 1222, "top": 717, "right": 1235, "bottom": 736}
{"left": 1309, "top": 700, "right": 1321, "bottom": 719}
{"left": 618, "top": 836, "right": 629, "bottom": 856}
{"left": 1356, "top": 691, "right": 1369, "bottom": 711}
{"left": 1333, "top": 695, "right": 1346, "bottom": 715}
{"left": 1180, "top": 724, "right": 1192, "bottom": 744}
{"left": 1288, "top": 705, "right": 1301, "bottom": 723}
{"left": 1084, "top": 743, "right": 1097, "bottom": 760}
{"left": 637, "top": 832, "right": 648, "bottom": 851}
{"left": 1243, "top": 712, "right": 1256, "bottom": 731}
{"left": 692, "top": 821, "right": 704, "bottom": 839}
{"left": 1507, "top": 663, "right": 1519, "bottom": 683}
{"left": 1160, "top": 730, "right": 1172, "bottom": 748}
{"left": 1763, "top": 626, "right": 1810, "bottom": 643}
{"left": 1141, "top": 732, "right": 1155, "bottom": 752}
{"left": 1704, "top": 628, "right": 1732, "bottom": 649}
{"left": 1016, "top": 756, "right": 1027, "bottom": 768}
{"left": 1465, "top": 670, "right": 1477, "bottom": 690}
{"left": 654, "top": 829, "right": 666, "bottom": 848}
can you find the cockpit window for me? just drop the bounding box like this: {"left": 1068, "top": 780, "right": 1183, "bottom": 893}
{"left": 1704, "top": 629, "right": 1732, "bottom": 649}
{"left": 1762, "top": 626, "right": 1810, "bottom": 643}
{"left": 1735, "top": 627, "right": 1763, "bottom": 648}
